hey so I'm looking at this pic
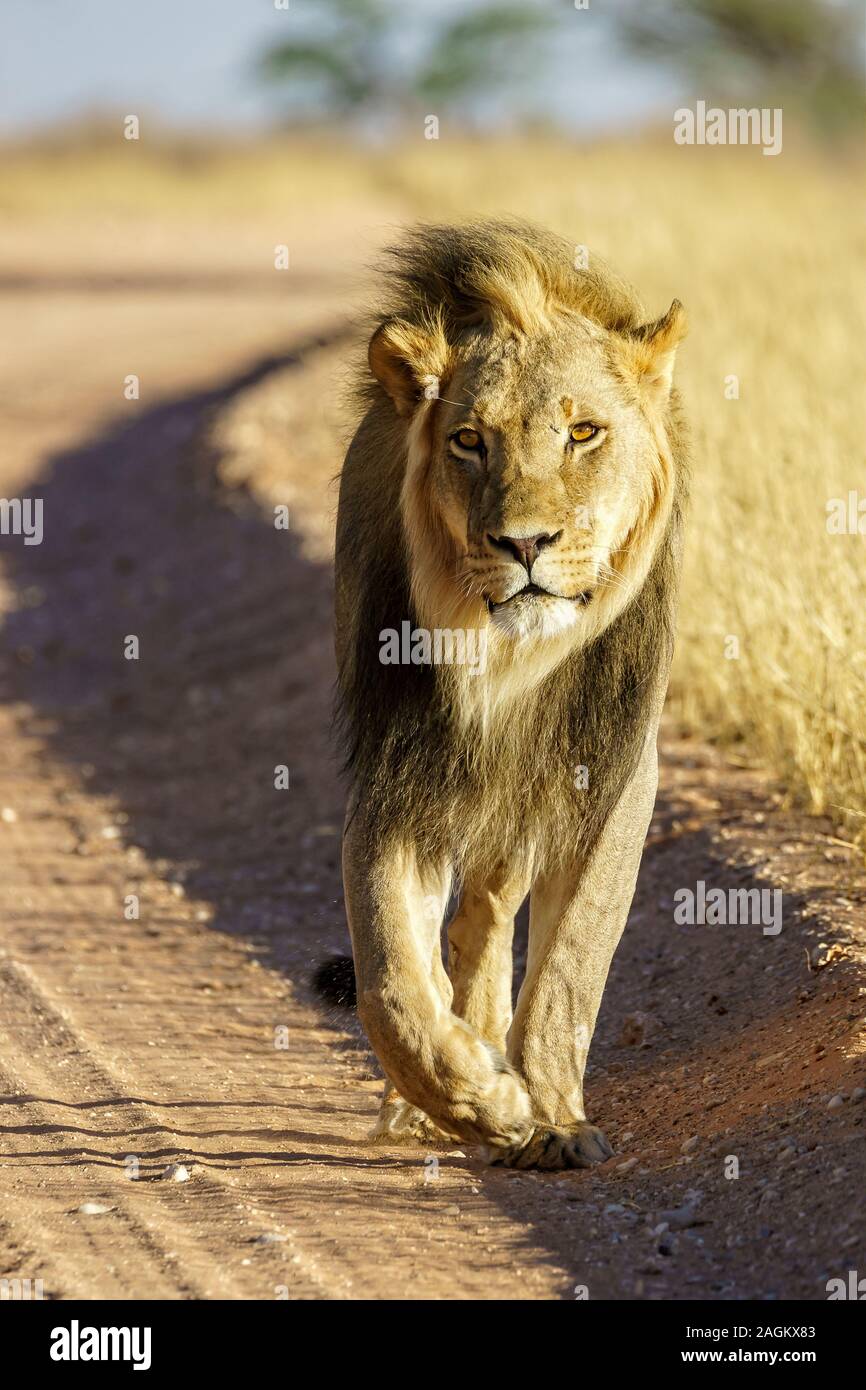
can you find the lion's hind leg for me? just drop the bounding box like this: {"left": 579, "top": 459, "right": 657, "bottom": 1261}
{"left": 371, "top": 1083, "right": 457, "bottom": 1146}
{"left": 447, "top": 868, "right": 529, "bottom": 1055}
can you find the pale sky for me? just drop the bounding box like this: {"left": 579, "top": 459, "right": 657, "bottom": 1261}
{"left": 0, "top": 0, "right": 680, "bottom": 136}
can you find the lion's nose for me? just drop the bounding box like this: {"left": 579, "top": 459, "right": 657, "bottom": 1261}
{"left": 486, "top": 531, "right": 561, "bottom": 571}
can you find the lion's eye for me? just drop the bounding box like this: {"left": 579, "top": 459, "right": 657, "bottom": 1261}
{"left": 453, "top": 427, "right": 482, "bottom": 451}
{"left": 569, "top": 422, "right": 598, "bottom": 444}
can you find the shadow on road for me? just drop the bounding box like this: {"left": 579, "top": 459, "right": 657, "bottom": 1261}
{"left": 2, "top": 333, "right": 864, "bottom": 1299}
{"left": 0, "top": 328, "right": 842, "bottom": 1068}
{"left": 0, "top": 330, "right": 352, "bottom": 984}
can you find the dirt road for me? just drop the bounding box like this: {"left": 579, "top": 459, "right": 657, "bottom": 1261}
{"left": 1, "top": 223, "right": 864, "bottom": 1301}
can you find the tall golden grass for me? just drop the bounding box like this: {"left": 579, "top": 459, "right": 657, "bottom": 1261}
{"left": 356, "top": 135, "right": 866, "bottom": 846}
{"left": 4, "top": 131, "right": 864, "bottom": 843}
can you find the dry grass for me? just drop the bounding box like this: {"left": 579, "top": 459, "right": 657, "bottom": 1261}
{"left": 5, "top": 130, "right": 864, "bottom": 842}
{"left": 369, "top": 135, "right": 866, "bottom": 844}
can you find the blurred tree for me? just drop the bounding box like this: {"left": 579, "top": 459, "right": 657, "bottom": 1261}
{"left": 614, "top": 0, "right": 864, "bottom": 132}
{"left": 258, "top": 0, "right": 389, "bottom": 121}
{"left": 258, "top": 0, "right": 863, "bottom": 135}
{"left": 257, "top": 0, "right": 551, "bottom": 128}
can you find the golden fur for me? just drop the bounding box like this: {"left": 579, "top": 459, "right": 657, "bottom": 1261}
{"left": 337, "top": 219, "right": 687, "bottom": 886}
{"left": 333, "top": 219, "right": 689, "bottom": 1165}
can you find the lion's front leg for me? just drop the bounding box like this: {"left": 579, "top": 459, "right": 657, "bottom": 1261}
{"left": 343, "top": 807, "right": 533, "bottom": 1151}
{"left": 372, "top": 925, "right": 458, "bottom": 1147}
{"left": 373, "top": 867, "right": 529, "bottom": 1146}
{"left": 497, "top": 736, "right": 660, "bottom": 1170}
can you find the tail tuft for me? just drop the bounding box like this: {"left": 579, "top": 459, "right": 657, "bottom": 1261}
{"left": 312, "top": 954, "right": 357, "bottom": 1008}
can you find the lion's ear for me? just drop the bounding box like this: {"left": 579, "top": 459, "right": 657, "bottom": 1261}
{"left": 368, "top": 317, "right": 450, "bottom": 418}
{"left": 620, "top": 299, "right": 687, "bottom": 402}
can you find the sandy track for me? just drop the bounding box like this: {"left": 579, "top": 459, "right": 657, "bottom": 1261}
{"left": 0, "top": 751, "right": 561, "bottom": 1301}
{"left": 0, "top": 256, "right": 864, "bottom": 1301}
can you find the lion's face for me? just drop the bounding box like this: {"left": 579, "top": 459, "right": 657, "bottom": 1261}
{"left": 369, "top": 287, "right": 685, "bottom": 665}
{"left": 425, "top": 321, "right": 669, "bottom": 643}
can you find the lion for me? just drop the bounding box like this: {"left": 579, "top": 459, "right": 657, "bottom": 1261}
{"left": 332, "top": 219, "right": 688, "bottom": 1169}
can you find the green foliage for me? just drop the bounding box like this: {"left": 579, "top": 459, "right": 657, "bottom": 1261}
{"left": 257, "top": 0, "right": 551, "bottom": 123}
{"left": 257, "top": 0, "right": 864, "bottom": 132}
{"left": 415, "top": 5, "right": 549, "bottom": 104}
{"left": 618, "top": 0, "right": 864, "bottom": 130}
{"left": 258, "top": 0, "right": 390, "bottom": 116}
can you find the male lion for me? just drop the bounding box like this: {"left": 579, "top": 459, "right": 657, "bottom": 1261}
{"left": 333, "top": 220, "right": 688, "bottom": 1169}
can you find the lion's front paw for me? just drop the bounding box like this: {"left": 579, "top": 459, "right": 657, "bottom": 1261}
{"left": 371, "top": 1095, "right": 455, "bottom": 1147}
{"left": 487, "top": 1121, "right": 613, "bottom": 1170}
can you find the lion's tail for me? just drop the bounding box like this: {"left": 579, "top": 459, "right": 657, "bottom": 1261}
{"left": 311, "top": 954, "right": 357, "bottom": 1008}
